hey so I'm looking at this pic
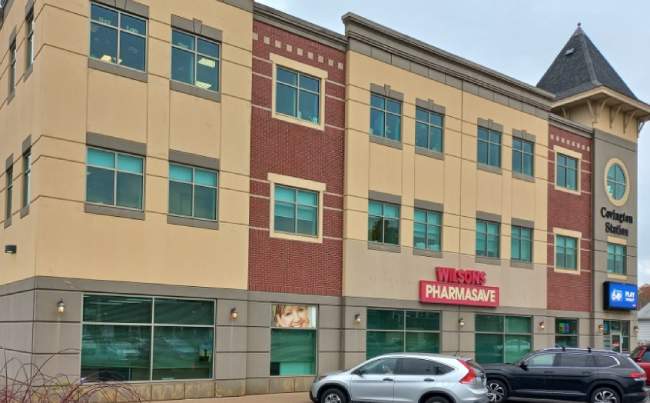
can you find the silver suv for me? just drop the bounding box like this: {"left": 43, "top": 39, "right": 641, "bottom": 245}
{"left": 310, "top": 353, "right": 488, "bottom": 403}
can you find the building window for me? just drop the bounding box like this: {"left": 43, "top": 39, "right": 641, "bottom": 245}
{"left": 475, "top": 315, "right": 531, "bottom": 364}
{"left": 556, "top": 154, "right": 578, "bottom": 191}
{"left": 368, "top": 200, "right": 400, "bottom": 245}
{"left": 26, "top": 10, "right": 34, "bottom": 68}
{"left": 370, "top": 93, "right": 401, "bottom": 141}
{"left": 86, "top": 147, "right": 144, "bottom": 210}
{"left": 511, "top": 226, "right": 532, "bottom": 262}
{"left": 271, "top": 304, "right": 317, "bottom": 376}
{"left": 555, "top": 234, "right": 578, "bottom": 270}
{"left": 81, "top": 294, "right": 215, "bottom": 381}
{"left": 275, "top": 66, "right": 320, "bottom": 124}
{"left": 606, "top": 163, "right": 626, "bottom": 201}
{"left": 273, "top": 185, "right": 319, "bottom": 237}
{"left": 555, "top": 318, "right": 578, "bottom": 348}
{"left": 477, "top": 126, "right": 501, "bottom": 168}
{"left": 169, "top": 164, "right": 218, "bottom": 221}
{"left": 366, "top": 309, "right": 440, "bottom": 359}
{"left": 415, "top": 108, "right": 443, "bottom": 152}
{"left": 90, "top": 3, "right": 147, "bottom": 71}
{"left": 22, "top": 150, "right": 31, "bottom": 209}
{"left": 603, "top": 320, "right": 630, "bottom": 353}
{"left": 5, "top": 166, "right": 13, "bottom": 221}
{"left": 512, "top": 138, "right": 534, "bottom": 177}
{"left": 607, "top": 243, "right": 626, "bottom": 275}
{"left": 476, "top": 219, "right": 500, "bottom": 258}
{"left": 171, "top": 30, "right": 220, "bottom": 92}
{"left": 9, "top": 39, "right": 16, "bottom": 93}
{"left": 414, "top": 209, "right": 441, "bottom": 252}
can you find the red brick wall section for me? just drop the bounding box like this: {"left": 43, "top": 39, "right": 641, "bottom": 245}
{"left": 248, "top": 21, "right": 345, "bottom": 296}
{"left": 547, "top": 124, "right": 593, "bottom": 312}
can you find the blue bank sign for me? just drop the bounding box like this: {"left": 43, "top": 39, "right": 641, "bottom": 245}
{"left": 604, "top": 282, "right": 638, "bottom": 310}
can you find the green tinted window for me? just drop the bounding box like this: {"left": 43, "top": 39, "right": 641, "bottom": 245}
{"left": 556, "top": 154, "right": 578, "bottom": 190}
{"left": 555, "top": 318, "right": 578, "bottom": 348}
{"left": 370, "top": 93, "right": 402, "bottom": 141}
{"left": 475, "top": 334, "right": 503, "bottom": 364}
{"left": 270, "top": 329, "right": 316, "bottom": 376}
{"left": 171, "top": 30, "right": 220, "bottom": 92}
{"left": 368, "top": 200, "right": 400, "bottom": 245}
{"left": 607, "top": 164, "right": 626, "bottom": 201}
{"left": 83, "top": 295, "right": 152, "bottom": 323}
{"left": 413, "top": 209, "right": 442, "bottom": 252}
{"left": 90, "top": 3, "right": 146, "bottom": 71}
{"left": 511, "top": 225, "right": 532, "bottom": 262}
{"left": 607, "top": 243, "right": 626, "bottom": 274}
{"left": 415, "top": 107, "right": 444, "bottom": 152}
{"left": 169, "top": 163, "right": 219, "bottom": 221}
{"left": 476, "top": 315, "right": 503, "bottom": 333}
{"left": 476, "top": 315, "right": 532, "bottom": 364}
{"left": 512, "top": 138, "right": 534, "bottom": 177}
{"left": 476, "top": 220, "right": 500, "bottom": 258}
{"left": 154, "top": 298, "right": 214, "bottom": 325}
{"left": 405, "top": 332, "right": 439, "bottom": 353}
{"left": 405, "top": 311, "right": 439, "bottom": 331}
{"left": 367, "top": 331, "right": 404, "bottom": 359}
{"left": 556, "top": 235, "right": 578, "bottom": 269}
{"left": 275, "top": 66, "right": 320, "bottom": 124}
{"left": 505, "top": 334, "right": 532, "bottom": 363}
{"left": 368, "top": 309, "right": 403, "bottom": 330}
{"left": 477, "top": 126, "right": 501, "bottom": 167}
{"left": 506, "top": 316, "right": 531, "bottom": 334}
{"left": 152, "top": 326, "right": 213, "bottom": 380}
{"left": 87, "top": 147, "right": 144, "bottom": 210}
{"left": 274, "top": 185, "right": 319, "bottom": 236}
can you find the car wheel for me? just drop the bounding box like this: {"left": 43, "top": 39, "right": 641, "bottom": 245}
{"left": 487, "top": 379, "right": 508, "bottom": 403}
{"left": 320, "top": 388, "right": 348, "bottom": 403}
{"left": 591, "top": 387, "right": 620, "bottom": 403}
{"left": 424, "top": 396, "right": 450, "bottom": 403}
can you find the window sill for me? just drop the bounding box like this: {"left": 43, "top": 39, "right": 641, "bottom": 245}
{"left": 369, "top": 135, "right": 403, "bottom": 150}
{"left": 554, "top": 185, "right": 581, "bottom": 196}
{"left": 477, "top": 163, "right": 502, "bottom": 175}
{"left": 607, "top": 273, "right": 627, "bottom": 280}
{"left": 170, "top": 80, "right": 221, "bottom": 102}
{"left": 413, "top": 248, "right": 442, "bottom": 258}
{"left": 368, "top": 242, "right": 401, "bottom": 253}
{"left": 85, "top": 203, "right": 145, "bottom": 220}
{"left": 3, "top": 217, "right": 12, "bottom": 229}
{"left": 475, "top": 256, "right": 501, "bottom": 265}
{"left": 168, "top": 215, "right": 219, "bottom": 230}
{"left": 271, "top": 111, "right": 324, "bottom": 131}
{"left": 553, "top": 267, "right": 580, "bottom": 275}
{"left": 415, "top": 147, "right": 444, "bottom": 160}
{"left": 88, "top": 58, "right": 148, "bottom": 83}
{"left": 270, "top": 230, "right": 323, "bottom": 244}
{"left": 512, "top": 172, "right": 535, "bottom": 183}
{"left": 20, "top": 205, "right": 29, "bottom": 219}
{"left": 510, "top": 259, "right": 533, "bottom": 269}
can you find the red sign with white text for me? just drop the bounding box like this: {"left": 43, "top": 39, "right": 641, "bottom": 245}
{"left": 419, "top": 267, "right": 499, "bottom": 307}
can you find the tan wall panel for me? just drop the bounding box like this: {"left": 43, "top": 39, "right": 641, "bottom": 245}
{"left": 219, "top": 187, "right": 249, "bottom": 225}
{"left": 445, "top": 127, "right": 462, "bottom": 158}
{"left": 39, "top": 48, "right": 88, "bottom": 141}
{"left": 442, "top": 225, "right": 460, "bottom": 254}
{"left": 36, "top": 157, "right": 84, "bottom": 202}
{"left": 147, "top": 76, "right": 171, "bottom": 159}
{"left": 221, "top": 59, "right": 253, "bottom": 100}
{"left": 35, "top": 198, "right": 248, "bottom": 289}
{"left": 368, "top": 143, "right": 402, "bottom": 196}
{"left": 40, "top": 4, "right": 88, "bottom": 56}
{"left": 219, "top": 96, "right": 251, "bottom": 176}
{"left": 87, "top": 71, "right": 148, "bottom": 142}
{"left": 344, "top": 209, "right": 367, "bottom": 242}
{"left": 148, "top": 36, "right": 171, "bottom": 79}
{"left": 510, "top": 179, "right": 537, "bottom": 221}
{"left": 475, "top": 171, "right": 503, "bottom": 215}
{"left": 169, "top": 92, "right": 222, "bottom": 158}
{"left": 443, "top": 157, "right": 462, "bottom": 215}
{"left": 413, "top": 155, "right": 445, "bottom": 204}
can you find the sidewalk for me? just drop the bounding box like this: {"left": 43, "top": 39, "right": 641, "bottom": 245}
{"left": 167, "top": 392, "right": 311, "bottom": 403}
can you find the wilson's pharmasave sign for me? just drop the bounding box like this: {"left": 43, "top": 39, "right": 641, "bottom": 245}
{"left": 419, "top": 267, "right": 499, "bottom": 307}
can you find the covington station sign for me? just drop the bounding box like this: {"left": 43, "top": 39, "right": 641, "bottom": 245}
{"left": 601, "top": 207, "right": 633, "bottom": 237}
{"left": 419, "top": 267, "right": 499, "bottom": 307}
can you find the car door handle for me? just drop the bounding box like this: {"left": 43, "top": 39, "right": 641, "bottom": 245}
{"left": 424, "top": 378, "right": 435, "bottom": 382}
{"left": 382, "top": 377, "right": 394, "bottom": 382}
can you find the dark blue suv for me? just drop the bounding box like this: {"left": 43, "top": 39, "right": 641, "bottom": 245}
{"left": 483, "top": 348, "right": 648, "bottom": 403}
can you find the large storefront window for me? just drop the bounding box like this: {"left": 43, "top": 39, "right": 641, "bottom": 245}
{"left": 81, "top": 295, "right": 214, "bottom": 381}
{"left": 555, "top": 318, "right": 578, "bottom": 348}
{"left": 366, "top": 309, "right": 440, "bottom": 359}
{"left": 603, "top": 320, "right": 630, "bottom": 353}
{"left": 270, "top": 304, "right": 317, "bottom": 376}
{"left": 475, "top": 315, "right": 531, "bottom": 364}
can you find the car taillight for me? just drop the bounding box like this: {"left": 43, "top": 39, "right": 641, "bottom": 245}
{"left": 627, "top": 371, "right": 647, "bottom": 381}
{"left": 459, "top": 360, "right": 477, "bottom": 384}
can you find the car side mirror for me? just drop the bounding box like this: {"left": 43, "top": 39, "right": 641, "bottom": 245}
{"left": 353, "top": 369, "right": 365, "bottom": 377}
{"left": 519, "top": 362, "right": 528, "bottom": 371}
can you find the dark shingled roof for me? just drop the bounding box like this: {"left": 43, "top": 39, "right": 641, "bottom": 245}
{"left": 537, "top": 25, "right": 637, "bottom": 101}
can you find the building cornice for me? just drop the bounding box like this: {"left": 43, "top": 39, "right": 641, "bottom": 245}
{"left": 549, "top": 113, "right": 594, "bottom": 139}
{"left": 253, "top": 2, "right": 347, "bottom": 51}
{"left": 342, "top": 13, "right": 553, "bottom": 119}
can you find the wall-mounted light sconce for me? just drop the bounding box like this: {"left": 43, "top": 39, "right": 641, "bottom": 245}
{"left": 230, "top": 308, "right": 239, "bottom": 320}
{"left": 57, "top": 299, "right": 65, "bottom": 314}
{"left": 538, "top": 321, "right": 545, "bottom": 330}
{"left": 354, "top": 314, "right": 361, "bottom": 324}
{"left": 458, "top": 318, "right": 465, "bottom": 328}
{"left": 4, "top": 244, "right": 16, "bottom": 254}
{"left": 598, "top": 324, "right": 604, "bottom": 333}
{"left": 634, "top": 325, "right": 639, "bottom": 334}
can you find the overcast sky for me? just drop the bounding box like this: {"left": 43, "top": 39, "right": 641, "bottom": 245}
{"left": 258, "top": 0, "right": 650, "bottom": 284}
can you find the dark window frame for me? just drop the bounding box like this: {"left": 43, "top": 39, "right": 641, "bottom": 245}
{"left": 370, "top": 93, "right": 402, "bottom": 141}
{"left": 168, "top": 162, "right": 219, "bottom": 221}
{"left": 476, "top": 219, "right": 500, "bottom": 258}
{"left": 275, "top": 65, "right": 321, "bottom": 124}
{"left": 415, "top": 107, "right": 444, "bottom": 153}
{"left": 512, "top": 137, "right": 534, "bottom": 177}
{"left": 86, "top": 146, "right": 145, "bottom": 211}
{"left": 368, "top": 199, "right": 401, "bottom": 245}
{"left": 511, "top": 225, "right": 532, "bottom": 262}
{"left": 477, "top": 126, "right": 502, "bottom": 168}
{"left": 607, "top": 243, "right": 626, "bottom": 275}
{"left": 273, "top": 184, "right": 319, "bottom": 237}
{"left": 171, "top": 28, "right": 221, "bottom": 93}
{"left": 555, "top": 234, "right": 578, "bottom": 270}
{"left": 556, "top": 153, "right": 579, "bottom": 191}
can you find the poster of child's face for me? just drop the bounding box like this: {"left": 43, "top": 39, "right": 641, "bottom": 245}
{"left": 271, "top": 304, "right": 317, "bottom": 328}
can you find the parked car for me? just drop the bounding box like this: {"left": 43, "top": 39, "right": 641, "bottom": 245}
{"left": 629, "top": 344, "right": 650, "bottom": 386}
{"left": 483, "top": 348, "right": 648, "bottom": 403}
{"left": 310, "top": 353, "right": 488, "bottom": 403}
